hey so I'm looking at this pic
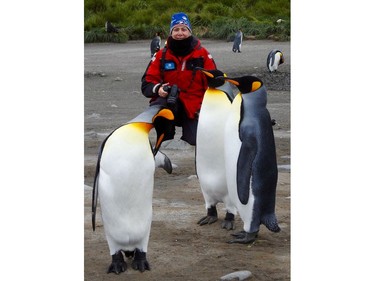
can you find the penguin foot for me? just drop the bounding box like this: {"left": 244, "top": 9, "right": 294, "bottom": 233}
{"left": 227, "top": 231, "right": 258, "bottom": 244}
{"left": 131, "top": 249, "right": 150, "bottom": 272}
{"left": 197, "top": 215, "right": 218, "bottom": 225}
{"left": 107, "top": 251, "right": 127, "bottom": 274}
{"left": 197, "top": 206, "right": 218, "bottom": 225}
{"left": 221, "top": 219, "right": 235, "bottom": 230}
{"left": 230, "top": 230, "right": 247, "bottom": 237}
{"left": 221, "top": 212, "right": 235, "bottom": 230}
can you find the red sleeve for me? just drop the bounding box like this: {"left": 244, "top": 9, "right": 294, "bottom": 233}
{"left": 141, "top": 50, "right": 163, "bottom": 98}
{"left": 203, "top": 49, "right": 217, "bottom": 71}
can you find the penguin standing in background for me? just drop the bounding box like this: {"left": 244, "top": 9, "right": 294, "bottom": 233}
{"left": 224, "top": 75, "right": 280, "bottom": 244}
{"left": 267, "top": 49, "right": 284, "bottom": 72}
{"left": 195, "top": 68, "right": 237, "bottom": 230}
{"left": 232, "top": 29, "right": 243, "bottom": 53}
{"left": 92, "top": 105, "right": 174, "bottom": 274}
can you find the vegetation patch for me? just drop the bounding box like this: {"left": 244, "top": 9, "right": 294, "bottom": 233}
{"left": 84, "top": 0, "right": 290, "bottom": 43}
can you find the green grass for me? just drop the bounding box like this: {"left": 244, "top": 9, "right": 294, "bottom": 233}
{"left": 84, "top": 0, "right": 290, "bottom": 43}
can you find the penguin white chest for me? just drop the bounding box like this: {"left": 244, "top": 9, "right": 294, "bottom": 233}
{"left": 197, "top": 90, "right": 232, "bottom": 192}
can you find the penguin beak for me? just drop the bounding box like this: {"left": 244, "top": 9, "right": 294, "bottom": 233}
{"left": 224, "top": 78, "right": 239, "bottom": 86}
{"left": 200, "top": 69, "right": 214, "bottom": 78}
{"left": 224, "top": 77, "right": 262, "bottom": 93}
{"left": 154, "top": 133, "right": 165, "bottom": 154}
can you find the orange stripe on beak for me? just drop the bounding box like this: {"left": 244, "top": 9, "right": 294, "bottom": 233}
{"left": 201, "top": 70, "right": 214, "bottom": 78}
{"left": 225, "top": 79, "right": 239, "bottom": 86}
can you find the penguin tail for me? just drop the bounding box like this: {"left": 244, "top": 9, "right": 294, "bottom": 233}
{"left": 261, "top": 213, "right": 280, "bottom": 233}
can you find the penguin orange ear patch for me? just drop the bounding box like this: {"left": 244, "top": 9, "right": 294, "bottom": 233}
{"left": 251, "top": 81, "right": 262, "bottom": 92}
{"left": 153, "top": 108, "right": 174, "bottom": 122}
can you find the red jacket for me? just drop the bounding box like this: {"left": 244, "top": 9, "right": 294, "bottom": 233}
{"left": 141, "top": 37, "right": 217, "bottom": 119}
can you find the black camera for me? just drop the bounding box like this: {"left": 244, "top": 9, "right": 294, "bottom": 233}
{"left": 163, "top": 84, "right": 180, "bottom": 111}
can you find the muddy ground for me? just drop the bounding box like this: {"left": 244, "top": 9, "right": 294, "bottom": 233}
{"left": 84, "top": 39, "right": 290, "bottom": 281}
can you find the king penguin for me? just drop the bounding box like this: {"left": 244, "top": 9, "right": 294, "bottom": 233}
{"left": 91, "top": 105, "right": 174, "bottom": 274}
{"left": 267, "top": 49, "right": 284, "bottom": 72}
{"left": 195, "top": 68, "right": 237, "bottom": 230}
{"left": 223, "top": 75, "right": 280, "bottom": 244}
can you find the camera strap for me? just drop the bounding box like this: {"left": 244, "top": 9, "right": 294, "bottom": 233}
{"left": 160, "top": 46, "right": 168, "bottom": 83}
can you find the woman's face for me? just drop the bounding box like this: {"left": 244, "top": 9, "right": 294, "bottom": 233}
{"left": 171, "top": 24, "right": 191, "bottom": 40}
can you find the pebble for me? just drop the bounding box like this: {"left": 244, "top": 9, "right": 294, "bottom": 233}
{"left": 219, "top": 270, "right": 252, "bottom": 281}
{"left": 187, "top": 175, "right": 197, "bottom": 180}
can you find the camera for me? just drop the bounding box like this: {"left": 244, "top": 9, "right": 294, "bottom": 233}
{"left": 163, "top": 84, "right": 180, "bottom": 111}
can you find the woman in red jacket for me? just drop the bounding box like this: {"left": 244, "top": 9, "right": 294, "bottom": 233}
{"left": 141, "top": 12, "right": 217, "bottom": 145}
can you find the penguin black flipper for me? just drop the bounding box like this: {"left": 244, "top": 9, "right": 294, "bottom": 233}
{"left": 154, "top": 149, "right": 173, "bottom": 174}
{"left": 92, "top": 130, "right": 116, "bottom": 231}
{"left": 267, "top": 50, "right": 275, "bottom": 72}
{"left": 236, "top": 136, "right": 257, "bottom": 205}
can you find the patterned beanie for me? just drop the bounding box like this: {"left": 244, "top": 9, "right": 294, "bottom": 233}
{"left": 170, "top": 12, "right": 192, "bottom": 34}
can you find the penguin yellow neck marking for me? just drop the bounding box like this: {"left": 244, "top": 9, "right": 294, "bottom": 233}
{"left": 207, "top": 88, "right": 223, "bottom": 93}
{"left": 204, "top": 88, "right": 228, "bottom": 104}
{"left": 125, "top": 122, "right": 153, "bottom": 133}
{"left": 105, "top": 123, "right": 153, "bottom": 149}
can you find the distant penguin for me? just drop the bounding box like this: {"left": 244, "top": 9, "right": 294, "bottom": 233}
{"left": 92, "top": 105, "right": 174, "bottom": 274}
{"left": 267, "top": 49, "right": 284, "bottom": 72}
{"left": 195, "top": 68, "right": 237, "bottom": 230}
{"left": 224, "top": 75, "right": 280, "bottom": 244}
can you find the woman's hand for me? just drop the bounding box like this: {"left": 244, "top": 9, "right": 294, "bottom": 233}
{"left": 158, "top": 83, "right": 170, "bottom": 98}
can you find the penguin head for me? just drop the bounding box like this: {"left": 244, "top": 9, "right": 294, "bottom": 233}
{"left": 152, "top": 108, "right": 175, "bottom": 154}
{"left": 278, "top": 51, "right": 285, "bottom": 64}
{"left": 196, "top": 67, "right": 226, "bottom": 88}
{"left": 224, "top": 75, "right": 263, "bottom": 94}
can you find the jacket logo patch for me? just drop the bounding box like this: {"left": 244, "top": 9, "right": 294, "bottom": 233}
{"left": 164, "top": 61, "right": 176, "bottom": 71}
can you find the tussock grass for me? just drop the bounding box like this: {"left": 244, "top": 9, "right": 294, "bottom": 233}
{"left": 84, "top": 0, "right": 290, "bottom": 43}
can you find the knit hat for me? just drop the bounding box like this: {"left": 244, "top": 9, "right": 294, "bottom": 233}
{"left": 170, "top": 12, "right": 192, "bottom": 34}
